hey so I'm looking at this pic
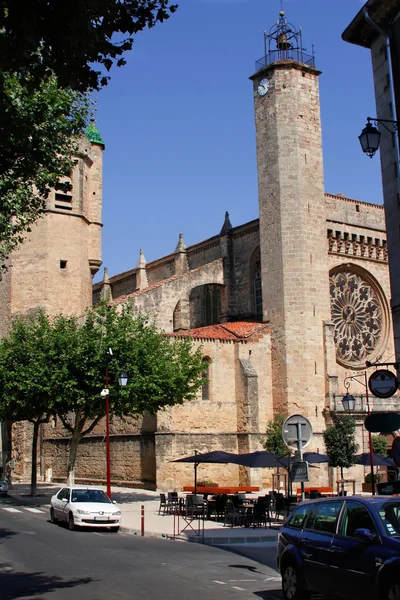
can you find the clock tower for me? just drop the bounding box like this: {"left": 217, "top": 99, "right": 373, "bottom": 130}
{"left": 250, "top": 12, "right": 333, "bottom": 425}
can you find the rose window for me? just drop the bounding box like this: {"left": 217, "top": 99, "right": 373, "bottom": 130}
{"left": 330, "top": 269, "right": 386, "bottom": 367}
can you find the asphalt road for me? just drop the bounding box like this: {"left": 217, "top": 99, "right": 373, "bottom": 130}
{"left": 0, "top": 497, "right": 283, "bottom": 600}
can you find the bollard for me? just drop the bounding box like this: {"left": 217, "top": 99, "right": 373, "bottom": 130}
{"left": 141, "top": 504, "right": 145, "bottom": 536}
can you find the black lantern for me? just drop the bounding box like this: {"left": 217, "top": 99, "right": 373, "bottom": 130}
{"left": 359, "top": 121, "right": 381, "bottom": 158}
{"left": 118, "top": 371, "right": 128, "bottom": 387}
{"left": 341, "top": 392, "right": 356, "bottom": 412}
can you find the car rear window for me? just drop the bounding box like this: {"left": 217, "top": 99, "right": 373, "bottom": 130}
{"left": 288, "top": 503, "right": 313, "bottom": 529}
{"left": 305, "top": 501, "right": 343, "bottom": 534}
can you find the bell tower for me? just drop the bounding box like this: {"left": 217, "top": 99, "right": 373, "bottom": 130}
{"left": 250, "top": 12, "right": 332, "bottom": 423}
{"left": 0, "top": 121, "right": 104, "bottom": 336}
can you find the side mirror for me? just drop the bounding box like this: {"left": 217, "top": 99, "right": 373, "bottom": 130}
{"left": 112, "top": 501, "right": 117, "bottom": 504}
{"left": 355, "top": 528, "right": 375, "bottom": 541}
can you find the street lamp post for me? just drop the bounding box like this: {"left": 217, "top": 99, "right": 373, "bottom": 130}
{"left": 102, "top": 348, "right": 128, "bottom": 499}
{"left": 342, "top": 372, "right": 376, "bottom": 495}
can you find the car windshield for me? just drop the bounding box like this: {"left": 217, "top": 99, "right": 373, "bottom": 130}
{"left": 71, "top": 489, "right": 111, "bottom": 504}
{"left": 376, "top": 501, "right": 400, "bottom": 537}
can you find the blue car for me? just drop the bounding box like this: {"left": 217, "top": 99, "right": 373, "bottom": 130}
{"left": 277, "top": 496, "right": 400, "bottom": 600}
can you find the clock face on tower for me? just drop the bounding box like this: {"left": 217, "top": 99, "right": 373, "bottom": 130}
{"left": 257, "top": 77, "right": 270, "bottom": 96}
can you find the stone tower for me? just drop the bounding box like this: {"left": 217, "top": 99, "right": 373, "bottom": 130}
{"left": 0, "top": 121, "right": 104, "bottom": 336}
{"left": 250, "top": 13, "right": 333, "bottom": 425}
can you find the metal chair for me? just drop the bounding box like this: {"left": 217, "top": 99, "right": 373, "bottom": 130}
{"left": 168, "top": 491, "right": 179, "bottom": 510}
{"left": 158, "top": 493, "right": 168, "bottom": 515}
{"left": 185, "top": 494, "right": 205, "bottom": 518}
{"left": 224, "top": 501, "right": 245, "bottom": 527}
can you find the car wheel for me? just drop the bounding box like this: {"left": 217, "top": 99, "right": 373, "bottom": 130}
{"left": 281, "top": 562, "right": 309, "bottom": 600}
{"left": 68, "top": 513, "right": 75, "bottom": 531}
{"left": 50, "top": 507, "right": 58, "bottom": 524}
{"left": 382, "top": 579, "right": 400, "bottom": 600}
{"left": 109, "top": 526, "right": 119, "bottom": 533}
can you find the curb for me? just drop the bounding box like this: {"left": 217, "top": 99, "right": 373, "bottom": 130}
{"left": 118, "top": 525, "right": 279, "bottom": 546}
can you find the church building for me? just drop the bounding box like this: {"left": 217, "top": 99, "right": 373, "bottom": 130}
{"left": 1, "top": 12, "right": 398, "bottom": 492}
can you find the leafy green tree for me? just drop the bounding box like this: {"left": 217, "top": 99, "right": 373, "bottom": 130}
{"left": 0, "top": 73, "right": 90, "bottom": 267}
{"left": 262, "top": 413, "right": 287, "bottom": 456}
{"left": 0, "top": 303, "right": 207, "bottom": 488}
{"left": 371, "top": 434, "right": 388, "bottom": 457}
{"left": 0, "top": 312, "right": 70, "bottom": 495}
{"left": 0, "top": 0, "right": 177, "bottom": 263}
{"left": 0, "top": 0, "right": 178, "bottom": 91}
{"left": 323, "top": 415, "right": 359, "bottom": 491}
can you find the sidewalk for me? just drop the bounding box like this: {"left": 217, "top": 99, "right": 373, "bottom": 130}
{"left": 5, "top": 483, "right": 280, "bottom": 546}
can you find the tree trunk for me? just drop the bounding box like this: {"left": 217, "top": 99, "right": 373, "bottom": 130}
{"left": 67, "top": 430, "right": 82, "bottom": 485}
{"left": 30, "top": 421, "right": 40, "bottom": 497}
{"left": 340, "top": 466, "right": 344, "bottom": 494}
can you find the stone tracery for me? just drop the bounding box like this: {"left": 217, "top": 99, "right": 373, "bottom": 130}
{"left": 330, "top": 268, "right": 385, "bottom": 367}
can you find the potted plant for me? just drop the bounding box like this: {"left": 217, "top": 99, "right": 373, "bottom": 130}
{"left": 362, "top": 472, "right": 380, "bottom": 493}
{"left": 197, "top": 480, "right": 218, "bottom": 488}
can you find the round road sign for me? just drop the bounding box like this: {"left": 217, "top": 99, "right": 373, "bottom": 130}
{"left": 282, "top": 414, "right": 313, "bottom": 451}
{"left": 368, "top": 369, "right": 398, "bottom": 399}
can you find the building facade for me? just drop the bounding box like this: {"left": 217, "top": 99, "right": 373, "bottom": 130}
{"left": 343, "top": 0, "right": 400, "bottom": 373}
{"left": 2, "top": 13, "right": 399, "bottom": 492}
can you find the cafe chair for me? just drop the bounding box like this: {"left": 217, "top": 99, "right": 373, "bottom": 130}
{"left": 248, "top": 502, "right": 269, "bottom": 528}
{"left": 168, "top": 491, "right": 180, "bottom": 509}
{"left": 158, "top": 493, "right": 168, "bottom": 515}
{"left": 185, "top": 494, "right": 205, "bottom": 518}
{"left": 224, "top": 501, "right": 245, "bottom": 527}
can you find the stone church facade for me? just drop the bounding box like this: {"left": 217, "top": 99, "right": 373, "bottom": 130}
{"left": 2, "top": 13, "right": 399, "bottom": 492}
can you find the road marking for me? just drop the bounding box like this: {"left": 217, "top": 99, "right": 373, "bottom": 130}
{"left": 3, "top": 507, "right": 22, "bottom": 513}
{"left": 213, "top": 581, "right": 227, "bottom": 585}
{"left": 231, "top": 586, "right": 246, "bottom": 591}
{"left": 24, "top": 507, "right": 43, "bottom": 513}
{"left": 263, "top": 576, "right": 281, "bottom": 582}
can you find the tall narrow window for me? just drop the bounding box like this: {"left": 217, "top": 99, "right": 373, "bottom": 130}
{"left": 250, "top": 248, "right": 263, "bottom": 317}
{"left": 201, "top": 358, "right": 211, "bottom": 400}
{"left": 203, "top": 285, "right": 221, "bottom": 326}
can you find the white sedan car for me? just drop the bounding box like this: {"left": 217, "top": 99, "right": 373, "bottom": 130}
{"left": 50, "top": 486, "right": 121, "bottom": 531}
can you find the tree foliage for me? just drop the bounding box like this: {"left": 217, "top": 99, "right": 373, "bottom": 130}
{"left": 0, "top": 0, "right": 178, "bottom": 91}
{"left": 371, "top": 434, "right": 388, "bottom": 457}
{"left": 262, "top": 413, "right": 287, "bottom": 456}
{"left": 323, "top": 415, "right": 359, "bottom": 479}
{"left": 0, "top": 74, "right": 90, "bottom": 267}
{"left": 0, "top": 303, "right": 207, "bottom": 487}
{"left": 0, "top": 0, "right": 177, "bottom": 263}
{"left": 0, "top": 312, "right": 72, "bottom": 494}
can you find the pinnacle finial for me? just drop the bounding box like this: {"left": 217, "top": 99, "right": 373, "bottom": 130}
{"left": 136, "top": 249, "right": 147, "bottom": 269}
{"left": 220, "top": 211, "right": 233, "bottom": 235}
{"left": 174, "top": 233, "right": 187, "bottom": 254}
{"left": 102, "top": 267, "right": 109, "bottom": 283}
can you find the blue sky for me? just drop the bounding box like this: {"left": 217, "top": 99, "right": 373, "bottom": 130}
{"left": 93, "top": 0, "right": 381, "bottom": 282}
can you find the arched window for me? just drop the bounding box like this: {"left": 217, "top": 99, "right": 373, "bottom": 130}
{"left": 203, "top": 285, "right": 221, "bottom": 326}
{"left": 201, "top": 357, "right": 211, "bottom": 400}
{"left": 250, "top": 248, "right": 263, "bottom": 317}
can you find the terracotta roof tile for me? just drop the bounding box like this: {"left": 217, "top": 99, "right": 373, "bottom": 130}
{"left": 172, "top": 322, "right": 269, "bottom": 341}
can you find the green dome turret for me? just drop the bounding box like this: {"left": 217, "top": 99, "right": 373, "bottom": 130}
{"left": 85, "top": 120, "right": 105, "bottom": 147}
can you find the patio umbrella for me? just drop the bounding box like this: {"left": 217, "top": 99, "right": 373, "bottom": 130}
{"left": 232, "top": 451, "right": 281, "bottom": 468}
{"left": 172, "top": 450, "right": 242, "bottom": 464}
{"left": 172, "top": 451, "right": 243, "bottom": 493}
{"left": 303, "top": 452, "right": 329, "bottom": 464}
{"left": 276, "top": 452, "right": 327, "bottom": 469}
{"left": 355, "top": 452, "right": 394, "bottom": 467}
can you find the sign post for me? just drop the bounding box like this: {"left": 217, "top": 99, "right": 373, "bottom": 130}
{"left": 282, "top": 414, "right": 313, "bottom": 500}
